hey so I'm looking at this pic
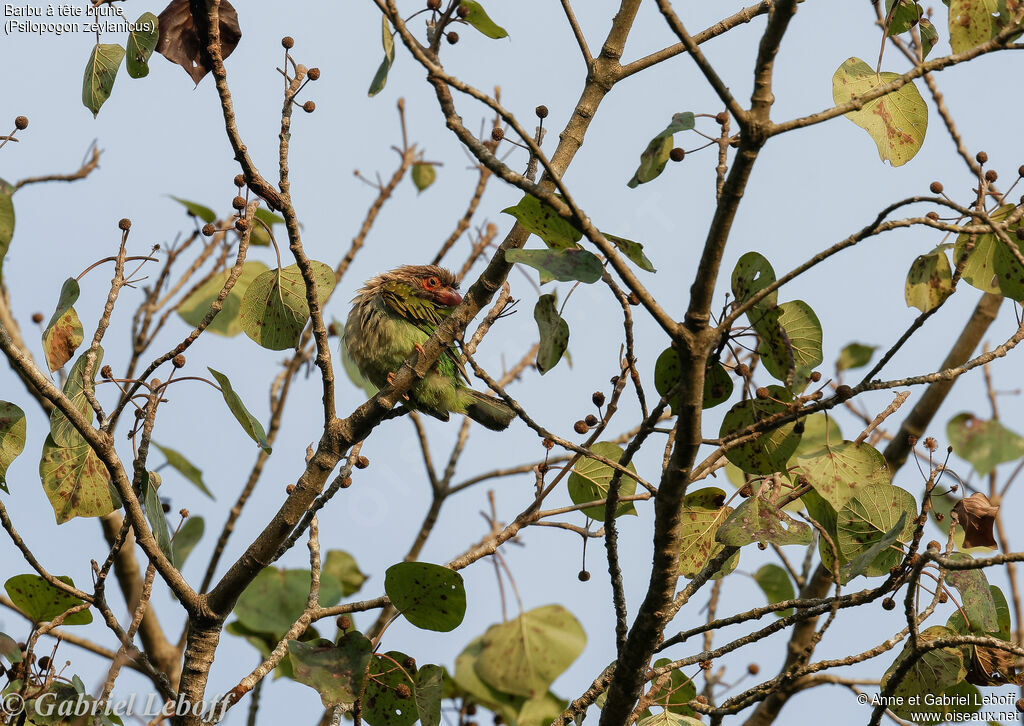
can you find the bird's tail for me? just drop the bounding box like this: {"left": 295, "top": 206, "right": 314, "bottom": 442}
{"left": 463, "top": 390, "right": 515, "bottom": 431}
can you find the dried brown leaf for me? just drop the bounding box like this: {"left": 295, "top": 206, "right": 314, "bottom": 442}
{"left": 951, "top": 492, "right": 999, "bottom": 549}
{"left": 155, "top": 0, "right": 241, "bottom": 85}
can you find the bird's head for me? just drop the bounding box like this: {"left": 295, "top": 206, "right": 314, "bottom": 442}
{"left": 357, "top": 265, "right": 463, "bottom": 322}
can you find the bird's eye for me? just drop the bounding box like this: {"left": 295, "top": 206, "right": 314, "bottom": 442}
{"left": 424, "top": 276, "right": 440, "bottom": 290}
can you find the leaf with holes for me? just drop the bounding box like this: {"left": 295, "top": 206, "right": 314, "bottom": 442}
{"left": 384, "top": 562, "right": 466, "bottom": 632}
{"left": 126, "top": 12, "right": 159, "bottom": 78}
{"left": 906, "top": 245, "right": 954, "bottom": 312}
{"left": 178, "top": 261, "right": 269, "bottom": 337}
{"left": 474, "top": 605, "right": 585, "bottom": 698}
{"left": 567, "top": 441, "right": 638, "bottom": 519}
{"left": 948, "top": 0, "right": 1007, "bottom": 52}
{"left": 677, "top": 488, "right": 735, "bottom": 577}
{"left": 533, "top": 294, "right": 569, "bottom": 374}
{"left": 289, "top": 633, "right": 372, "bottom": 708}
{"left": 4, "top": 575, "right": 92, "bottom": 625}
{"left": 207, "top": 368, "right": 272, "bottom": 453}
{"left": 502, "top": 195, "right": 582, "bottom": 250}
{"left": 363, "top": 650, "right": 418, "bottom": 726}
{"left": 732, "top": 251, "right": 777, "bottom": 312}
{"left": 369, "top": 15, "right": 395, "bottom": 96}
{"left": 461, "top": 1, "right": 508, "bottom": 39}
{"left": 42, "top": 278, "right": 83, "bottom": 371}
{"left": 239, "top": 262, "right": 336, "bottom": 350}
{"left": 82, "top": 43, "right": 125, "bottom": 116}
{"left": 953, "top": 204, "right": 1024, "bottom": 302}
{"left": 506, "top": 248, "right": 603, "bottom": 284}
{"left": 832, "top": 57, "right": 927, "bottom": 167}
{"left": 947, "top": 412, "right": 1024, "bottom": 475}
{"left": 795, "top": 440, "right": 890, "bottom": 511}
{"left": 886, "top": 0, "right": 924, "bottom": 34}
{"left": 627, "top": 113, "right": 695, "bottom": 187}
{"left": 0, "top": 401, "right": 26, "bottom": 493}
{"left": 720, "top": 389, "right": 802, "bottom": 475}
{"left": 753, "top": 564, "right": 796, "bottom": 617}
{"left": 716, "top": 494, "right": 812, "bottom": 547}
{"left": 39, "top": 433, "right": 120, "bottom": 524}
{"left": 49, "top": 347, "right": 103, "bottom": 449}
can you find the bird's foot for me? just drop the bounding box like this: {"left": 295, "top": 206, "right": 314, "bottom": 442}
{"left": 414, "top": 343, "right": 426, "bottom": 355}
{"left": 386, "top": 372, "right": 410, "bottom": 400}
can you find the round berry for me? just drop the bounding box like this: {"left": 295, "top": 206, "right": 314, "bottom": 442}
{"left": 457, "top": 4, "right": 468, "bottom": 18}
{"left": 975, "top": 150, "right": 988, "bottom": 164}
{"left": 202, "top": 223, "right": 216, "bottom": 236}
{"left": 747, "top": 663, "right": 759, "bottom": 675}
{"left": 535, "top": 105, "right": 549, "bottom": 119}
{"left": 307, "top": 67, "right": 321, "bottom": 81}
{"left": 31, "top": 312, "right": 44, "bottom": 324}
{"left": 234, "top": 174, "right": 245, "bottom": 187}
{"left": 669, "top": 147, "right": 685, "bottom": 162}
{"left": 235, "top": 218, "right": 249, "bottom": 232}
{"left": 402, "top": 656, "right": 417, "bottom": 672}
{"left": 755, "top": 387, "right": 770, "bottom": 400}
{"left": 101, "top": 365, "right": 113, "bottom": 379}
{"left": 882, "top": 597, "right": 895, "bottom": 610}
{"left": 302, "top": 101, "right": 316, "bottom": 113}
{"left": 446, "top": 31, "right": 459, "bottom": 44}
{"left": 14, "top": 115, "right": 28, "bottom": 130}
{"left": 809, "top": 371, "right": 822, "bottom": 382}
{"left": 355, "top": 456, "right": 370, "bottom": 469}
{"left": 592, "top": 391, "right": 605, "bottom": 407}
{"left": 396, "top": 684, "right": 411, "bottom": 699}
{"left": 232, "top": 196, "right": 246, "bottom": 210}
{"left": 985, "top": 169, "right": 998, "bottom": 183}
{"left": 491, "top": 127, "right": 504, "bottom": 141}
{"left": 341, "top": 476, "right": 353, "bottom": 488}
{"left": 286, "top": 484, "right": 296, "bottom": 494}
{"left": 584, "top": 414, "right": 599, "bottom": 427}
{"left": 926, "top": 211, "right": 939, "bottom": 221}
{"left": 282, "top": 36, "right": 295, "bottom": 49}
{"left": 337, "top": 615, "right": 352, "bottom": 630}
{"left": 836, "top": 384, "right": 853, "bottom": 400}
{"left": 118, "top": 218, "right": 132, "bottom": 231}
{"left": 172, "top": 354, "right": 186, "bottom": 369}
{"left": 573, "top": 420, "right": 589, "bottom": 434}
{"left": 577, "top": 570, "right": 590, "bottom": 582}
{"left": 427, "top": 0, "right": 441, "bottom": 9}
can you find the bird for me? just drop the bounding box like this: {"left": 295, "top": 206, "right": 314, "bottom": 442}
{"left": 344, "top": 264, "right": 516, "bottom": 431}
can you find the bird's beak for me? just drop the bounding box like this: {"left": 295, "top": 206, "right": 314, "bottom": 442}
{"left": 436, "top": 288, "right": 463, "bottom": 307}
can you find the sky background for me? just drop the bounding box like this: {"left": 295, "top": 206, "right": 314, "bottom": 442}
{"left": 3, "top": 1, "right": 1024, "bottom": 725}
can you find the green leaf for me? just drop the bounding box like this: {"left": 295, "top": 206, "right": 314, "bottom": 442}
{"left": 323, "top": 550, "right": 368, "bottom": 597}
{"left": 948, "top": 0, "right": 1003, "bottom": 52}
{"left": 250, "top": 208, "right": 285, "bottom": 247}
{"left": 368, "top": 15, "right": 395, "bottom": 97}
{"left": 716, "top": 494, "right": 813, "bottom": 547}
{"left": 502, "top": 195, "right": 583, "bottom": 250}
{"left": 533, "top": 294, "right": 569, "bottom": 374}
{"left": 886, "top": 0, "right": 924, "bottom": 34}
{"left": 654, "top": 349, "right": 733, "bottom": 413}
{"left": 720, "top": 389, "right": 802, "bottom": 475}
{"left": 603, "top": 233, "right": 656, "bottom": 272}
{"left": 239, "top": 262, "right": 336, "bottom": 350}
{"left": 42, "top": 278, "right": 84, "bottom": 371}
{"left": 82, "top": 43, "right": 125, "bottom": 116}
{"left": 836, "top": 482, "right": 917, "bottom": 577}
{"left": 39, "top": 433, "right": 119, "bottom": 524}
{"left": 646, "top": 658, "right": 697, "bottom": 714}
{"left": 474, "top": 605, "right": 585, "bottom": 698}
{"left": 142, "top": 471, "right": 174, "bottom": 567}
{"left": 49, "top": 346, "right": 103, "bottom": 448}
{"left": 506, "top": 248, "right": 603, "bottom": 284}
{"left": 207, "top": 367, "right": 272, "bottom": 453}
{"left": 919, "top": 17, "right": 939, "bottom": 58}
{"left": 881, "top": 625, "right": 966, "bottom": 721}
{"left": 411, "top": 163, "right": 437, "bottom": 193}
{"left": 836, "top": 342, "right": 876, "bottom": 371}
{"left": 461, "top": 1, "right": 509, "bottom": 39}
{"left": 753, "top": 564, "right": 796, "bottom": 617}
{"left": 947, "top": 412, "right": 1024, "bottom": 475}
{"left": 125, "top": 13, "right": 159, "bottom": 78}
{"left": 0, "top": 401, "right": 27, "bottom": 494}
{"left": 177, "top": 260, "right": 269, "bottom": 337}
{"left": 234, "top": 568, "right": 345, "bottom": 637}
{"left": 0, "top": 177, "right": 13, "bottom": 281}
{"left": 364, "top": 650, "right": 417, "bottom": 726}
{"left": 4, "top": 574, "right": 92, "bottom": 625}
{"left": 795, "top": 440, "right": 890, "bottom": 511}
{"left": 0, "top": 632, "right": 21, "bottom": 664}
{"left": 637, "top": 712, "right": 703, "bottom": 726}
{"left": 172, "top": 516, "right": 204, "bottom": 568}
{"left": 168, "top": 195, "right": 217, "bottom": 224}
{"left": 731, "top": 251, "right": 777, "bottom": 312}
{"left": 288, "top": 633, "right": 372, "bottom": 708}
{"left": 953, "top": 204, "right": 1024, "bottom": 301}
{"left": 754, "top": 299, "right": 823, "bottom": 390}
{"left": 832, "top": 57, "right": 928, "bottom": 167}
{"left": 793, "top": 413, "right": 842, "bottom": 458}
{"left": 677, "top": 488, "right": 735, "bottom": 577}
{"left": 415, "top": 664, "right": 444, "bottom": 726}
{"left": 944, "top": 553, "right": 999, "bottom": 633}
{"left": 627, "top": 113, "right": 695, "bottom": 188}
{"left": 567, "top": 441, "right": 638, "bottom": 519}
{"left": 906, "top": 245, "right": 954, "bottom": 311}
{"left": 384, "top": 562, "right": 466, "bottom": 632}
{"left": 153, "top": 443, "right": 213, "bottom": 499}
{"left": 839, "top": 512, "right": 907, "bottom": 582}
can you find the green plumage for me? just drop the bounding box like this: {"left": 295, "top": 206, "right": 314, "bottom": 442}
{"left": 344, "top": 265, "right": 515, "bottom": 431}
